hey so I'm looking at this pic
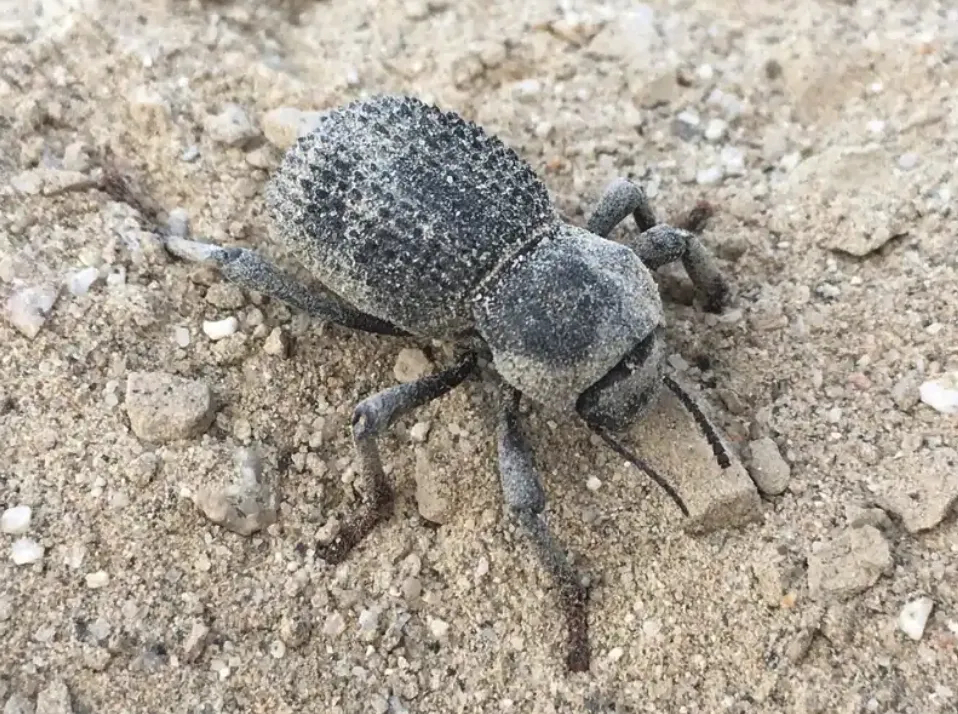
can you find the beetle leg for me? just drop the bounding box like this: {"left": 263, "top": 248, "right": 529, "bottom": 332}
{"left": 164, "top": 236, "right": 409, "bottom": 336}
{"left": 585, "top": 178, "right": 730, "bottom": 313}
{"left": 316, "top": 352, "right": 477, "bottom": 564}
{"left": 496, "top": 384, "right": 591, "bottom": 673}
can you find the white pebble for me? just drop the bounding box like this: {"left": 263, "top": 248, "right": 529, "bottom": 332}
{"left": 721, "top": 146, "right": 746, "bottom": 175}
{"left": 676, "top": 110, "right": 700, "bottom": 127}
{"left": 5, "top": 284, "right": 58, "bottom": 339}
{"left": 1, "top": 506, "right": 32, "bottom": 535}
{"left": 428, "top": 616, "right": 450, "bottom": 639}
{"left": 203, "top": 316, "right": 238, "bottom": 340}
{"left": 696, "top": 166, "right": 724, "bottom": 185}
{"left": 86, "top": 570, "right": 110, "bottom": 588}
{"left": 11, "top": 538, "right": 44, "bottom": 565}
{"left": 897, "top": 152, "right": 920, "bottom": 170}
{"left": 586, "top": 476, "right": 603, "bottom": 491}
{"left": 67, "top": 266, "right": 100, "bottom": 296}
{"left": 323, "top": 612, "right": 346, "bottom": 636}
{"left": 696, "top": 64, "right": 714, "bottom": 81}
{"left": 607, "top": 646, "right": 625, "bottom": 662}
{"left": 269, "top": 640, "right": 286, "bottom": 659}
{"left": 919, "top": 373, "right": 958, "bottom": 414}
{"left": 174, "top": 326, "right": 191, "bottom": 347}
{"left": 409, "top": 421, "right": 431, "bottom": 442}
{"left": 704, "top": 118, "right": 727, "bottom": 141}
{"left": 898, "top": 597, "right": 934, "bottom": 640}
{"left": 866, "top": 119, "right": 885, "bottom": 135}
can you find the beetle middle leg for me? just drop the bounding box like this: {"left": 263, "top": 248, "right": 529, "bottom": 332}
{"left": 316, "top": 351, "right": 477, "bottom": 564}
{"left": 497, "top": 383, "right": 591, "bottom": 673}
{"left": 164, "top": 236, "right": 409, "bottom": 336}
{"left": 585, "top": 178, "right": 730, "bottom": 312}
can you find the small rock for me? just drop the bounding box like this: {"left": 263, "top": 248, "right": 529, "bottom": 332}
{"left": 166, "top": 208, "right": 190, "bottom": 238}
{"left": 704, "top": 118, "right": 727, "bottom": 141}
{"left": 747, "top": 437, "right": 791, "bottom": 495}
{"left": 785, "top": 629, "right": 816, "bottom": 664}
{"left": 409, "top": 421, "right": 431, "bottom": 443}
{"left": 11, "top": 538, "right": 44, "bottom": 565}
{"left": 898, "top": 597, "right": 934, "bottom": 640}
{"left": 721, "top": 146, "right": 746, "bottom": 175}
{"left": 586, "top": 476, "right": 603, "bottom": 491}
{"left": 62, "top": 142, "right": 92, "bottom": 172}
{"left": 1, "top": 506, "right": 31, "bottom": 535}
{"left": 195, "top": 447, "right": 278, "bottom": 536}
{"left": 890, "top": 372, "right": 921, "bottom": 411}
{"left": 261, "top": 107, "right": 324, "bottom": 150}
{"left": 66, "top": 267, "right": 100, "bottom": 296}
{"left": 919, "top": 373, "right": 958, "bottom": 414}
{"left": 202, "top": 316, "right": 239, "bottom": 341}
{"left": 401, "top": 576, "right": 422, "bottom": 604}
{"left": 5, "top": 284, "right": 58, "bottom": 339}
{"left": 323, "top": 612, "right": 346, "bottom": 637}
{"left": 414, "top": 449, "right": 451, "bottom": 524}
{"left": 85, "top": 570, "right": 109, "bottom": 588}
{"left": 205, "top": 104, "right": 259, "bottom": 147}
{"left": 125, "top": 371, "right": 215, "bottom": 443}
{"left": 204, "top": 283, "right": 245, "bottom": 309}
{"left": 696, "top": 166, "right": 724, "bottom": 185}
{"left": 279, "top": 614, "right": 311, "bottom": 649}
{"left": 428, "top": 616, "right": 450, "bottom": 640}
{"left": 357, "top": 608, "right": 380, "bottom": 641}
{"left": 11, "top": 169, "right": 94, "bottom": 196}
{"left": 897, "top": 152, "right": 920, "bottom": 170}
{"left": 807, "top": 525, "right": 892, "bottom": 599}
{"left": 394, "top": 348, "right": 432, "bottom": 382}
{"left": 875, "top": 448, "right": 958, "bottom": 533}
{"left": 36, "top": 680, "right": 72, "bottom": 714}
{"left": 262, "top": 327, "right": 289, "bottom": 357}
{"left": 173, "top": 326, "right": 191, "bottom": 348}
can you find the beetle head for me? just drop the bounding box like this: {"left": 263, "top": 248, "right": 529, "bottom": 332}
{"left": 474, "top": 224, "right": 664, "bottom": 428}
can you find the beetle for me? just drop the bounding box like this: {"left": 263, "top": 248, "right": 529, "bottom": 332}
{"left": 166, "top": 94, "right": 733, "bottom": 672}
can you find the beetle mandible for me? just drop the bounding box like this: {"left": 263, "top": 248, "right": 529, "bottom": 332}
{"left": 166, "top": 94, "right": 733, "bottom": 672}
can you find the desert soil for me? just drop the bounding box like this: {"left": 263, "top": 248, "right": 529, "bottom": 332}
{"left": 2, "top": 0, "right": 957, "bottom": 712}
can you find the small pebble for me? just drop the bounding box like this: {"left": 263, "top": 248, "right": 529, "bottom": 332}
{"left": 897, "top": 152, "right": 920, "bottom": 170}
{"left": 262, "top": 327, "right": 289, "bottom": 357}
{"left": 409, "top": 421, "right": 431, "bottom": 442}
{"left": 167, "top": 208, "right": 190, "bottom": 237}
{"left": 125, "top": 371, "right": 215, "bottom": 443}
{"left": 323, "top": 612, "right": 346, "bottom": 637}
{"left": 898, "top": 597, "right": 934, "bottom": 640}
{"left": 67, "top": 267, "right": 100, "bottom": 296}
{"left": 428, "top": 616, "right": 450, "bottom": 640}
{"left": 747, "top": 437, "right": 791, "bottom": 495}
{"left": 1, "top": 506, "right": 31, "bottom": 535}
{"left": 261, "top": 107, "right": 324, "bottom": 150}
{"left": 269, "top": 640, "right": 286, "bottom": 659}
{"left": 173, "top": 326, "right": 191, "bottom": 348}
{"left": 919, "top": 373, "right": 958, "bottom": 414}
{"left": 5, "top": 284, "right": 59, "bottom": 339}
{"left": 86, "top": 570, "right": 110, "bottom": 588}
{"left": 721, "top": 146, "right": 745, "bottom": 175}
{"left": 586, "top": 476, "right": 603, "bottom": 491}
{"left": 866, "top": 119, "right": 885, "bottom": 135}
{"left": 205, "top": 104, "right": 259, "bottom": 146}
{"left": 704, "top": 118, "right": 727, "bottom": 141}
{"left": 203, "top": 316, "right": 239, "bottom": 340}
{"left": 195, "top": 447, "right": 278, "bottom": 536}
{"left": 696, "top": 166, "right": 724, "bottom": 185}
{"left": 36, "top": 680, "right": 73, "bottom": 714}
{"left": 394, "top": 348, "right": 433, "bottom": 382}
{"left": 11, "top": 538, "right": 44, "bottom": 565}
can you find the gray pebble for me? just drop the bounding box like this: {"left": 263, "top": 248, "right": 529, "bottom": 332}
{"left": 5, "top": 284, "right": 59, "bottom": 339}
{"left": 204, "top": 103, "right": 259, "bottom": 146}
{"left": 747, "top": 437, "right": 791, "bottom": 495}
{"left": 897, "top": 152, "right": 920, "bottom": 170}
{"left": 125, "top": 371, "right": 215, "bottom": 443}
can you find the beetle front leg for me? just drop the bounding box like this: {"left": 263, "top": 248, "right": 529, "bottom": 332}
{"left": 164, "top": 236, "right": 409, "bottom": 336}
{"left": 317, "top": 352, "right": 477, "bottom": 564}
{"left": 497, "top": 384, "right": 591, "bottom": 673}
{"left": 585, "top": 178, "right": 730, "bottom": 312}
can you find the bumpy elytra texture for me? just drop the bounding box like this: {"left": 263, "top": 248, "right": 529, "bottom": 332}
{"left": 265, "top": 95, "right": 664, "bottom": 412}
{"left": 265, "top": 94, "right": 559, "bottom": 337}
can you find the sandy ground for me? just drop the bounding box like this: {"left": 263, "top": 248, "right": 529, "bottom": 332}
{"left": 2, "top": 0, "right": 958, "bottom": 712}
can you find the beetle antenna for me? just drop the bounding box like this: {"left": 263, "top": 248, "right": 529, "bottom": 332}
{"left": 663, "top": 375, "right": 731, "bottom": 469}
{"left": 590, "top": 426, "right": 689, "bottom": 516}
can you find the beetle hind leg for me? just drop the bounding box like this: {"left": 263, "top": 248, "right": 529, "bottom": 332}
{"left": 164, "top": 236, "right": 409, "bottom": 336}
{"left": 585, "top": 178, "right": 730, "bottom": 313}
{"left": 497, "top": 383, "right": 591, "bottom": 672}
{"left": 316, "top": 352, "right": 477, "bottom": 564}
